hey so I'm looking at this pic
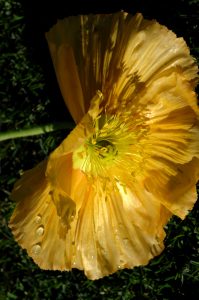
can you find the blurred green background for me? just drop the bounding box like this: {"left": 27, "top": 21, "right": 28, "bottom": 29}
{"left": 0, "top": 0, "right": 199, "bottom": 299}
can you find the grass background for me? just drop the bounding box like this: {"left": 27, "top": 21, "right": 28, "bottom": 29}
{"left": 0, "top": 0, "right": 199, "bottom": 299}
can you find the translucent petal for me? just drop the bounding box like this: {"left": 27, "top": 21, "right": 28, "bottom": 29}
{"left": 9, "top": 160, "right": 77, "bottom": 270}
{"left": 46, "top": 12, "right": 198, "bottom": 121}
{"left": 143, "top": 158, "right": 199, "bottom": 219}
{"left": 46, "top": 32, "right": 85, "bottom": 123}
{"left": 71, "top": 183, "right": 172, "bottom": 279}
{"left": 134, "top": 75, "right": 199, "bottom": 218}
{"left": 10, "top": 12, "right": 199, "bottom": 280}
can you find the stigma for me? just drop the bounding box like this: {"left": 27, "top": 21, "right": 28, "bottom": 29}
{"left": 73, "top": 109, "right": 148, "bottom": 184}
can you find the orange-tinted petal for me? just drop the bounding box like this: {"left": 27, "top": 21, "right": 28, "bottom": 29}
{"left": 46, "top": 12, "right": 198, "bottom": 120}
{"left": 46, "top": 29, "right": 85, "bottom": 123}
{"left": 70, "top": 182, "right": 172, "bottom": 279}
{"left": 10, "top": 12, "right": 199, "bottom": 280}
{"left": 9, "top": 148, "right": 169, "bottom": 279}
{"left": 138, "top": 72, "right": 199, "bottom": 218}
{"left": 9, "top": 159, "right": 76, "bottom": 270}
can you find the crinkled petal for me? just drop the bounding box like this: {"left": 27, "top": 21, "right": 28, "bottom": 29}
{"left": 46, "top": 153, "right": 172, "bottom": 279}
{"left": 10, "top": 11, "right": 199, "bottom": 280}
{"left": 10, "top": 151, "right": 171, "bottom": 279}
{"left": 46, "top": 29, "right": 85, "bottom": 123}
{"left": 138, "top": 72, "right": 199, "bottom": 218}
{"left": 46, "top": 12, "right": 198, "bottom": 121}
{"left": 9, "top": 160, "right": 77, "bottom": 270}
{"left": 143, "top": 157, "right": 199, "bottom": 219}
{"left": 70, "top": 182, "right": 171, "bottom": 279}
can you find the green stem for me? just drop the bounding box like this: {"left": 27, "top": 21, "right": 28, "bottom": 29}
{"left": 0, "top": 122, "right": 75, "bottom": 142}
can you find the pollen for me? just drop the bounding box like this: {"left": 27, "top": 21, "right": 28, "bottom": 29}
{"left": 73, "top": 109, "right": 149, "bottom": 185}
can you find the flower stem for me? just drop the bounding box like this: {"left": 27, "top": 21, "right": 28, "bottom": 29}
{"left": 0, "top": 122, "right": 75, "bottom": 142}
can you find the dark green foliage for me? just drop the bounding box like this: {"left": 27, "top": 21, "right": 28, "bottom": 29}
{"left": 0, "top": 0, "right": 199, "bottom": 299}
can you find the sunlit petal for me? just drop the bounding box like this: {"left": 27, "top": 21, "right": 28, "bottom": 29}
{"left": 10, "top": 11, "right": 199, "bottom": 279}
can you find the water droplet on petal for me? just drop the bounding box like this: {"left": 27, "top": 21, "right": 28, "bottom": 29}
{"left": 72, "top": 261, "right": 76, "bottom": 266}
{"left": 34, "top": 215, "right": 42, "bottom": 224}
{"left": 118, "top": 265, "right": 121, "bottom": 269}
{"left": 36, "top": 226, "right": 44, "bottom": 237}
{"left": 32, "top": 244, "right": 41, "bottom": 255}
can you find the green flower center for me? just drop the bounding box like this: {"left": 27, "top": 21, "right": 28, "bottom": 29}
{"left": 73, "top": 112, "right": 148, "bottom": 182}
{"left": 89, "top": 139, "right": 118, "bottom": 160}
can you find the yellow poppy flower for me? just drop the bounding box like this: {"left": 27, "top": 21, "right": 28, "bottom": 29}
{"left": 9, "top": 12, "right": 199, "bottom": 280}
